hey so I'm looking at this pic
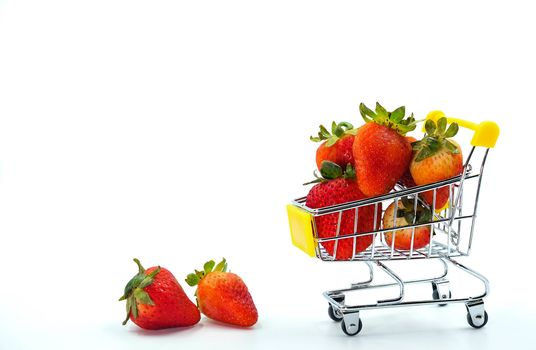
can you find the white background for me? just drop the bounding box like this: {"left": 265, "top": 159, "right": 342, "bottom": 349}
{"left": 1, "top": 1, "right": 534, "bottom": 349}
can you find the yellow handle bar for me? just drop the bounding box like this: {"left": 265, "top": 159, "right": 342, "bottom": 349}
{"left": 425, "top": 111, "right": 500, "bottom": 148}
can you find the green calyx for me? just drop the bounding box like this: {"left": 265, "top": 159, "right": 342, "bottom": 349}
{"left": 412, "top": 117, "right": 459, "bottom": 162}
{"left": 310, "top": 121, "right": 357, "bottom": 147}
{"left": 303, "top": 161, "right": 356, "bottom": 185}
{"left": 185, "top": 258, "right": 228, "bottom": 287}
{"left": 359, "top": 102, "right": 418, "bottom": 135}
{"left": 118, "top": 258, "right": 161, "bottom": 326}
{"left": 396, "top": 197, "right": 432, "bottom": 225}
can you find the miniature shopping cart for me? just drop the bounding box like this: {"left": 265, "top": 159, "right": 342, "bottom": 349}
{"left": 286, "top": 111, "right": 500, "bottom": 336}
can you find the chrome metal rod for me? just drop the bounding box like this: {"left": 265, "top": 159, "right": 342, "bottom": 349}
{"left": 340, "top": 296, "right": 474, "bottom": 312}
{"left": 467, "top": 148, "right": 490, "bottom": 255}
{"left": 443, "top": 257, "right": 489, "bottom": 299}
{"left": 325, "top": 258, "right": 448, "bottom": 294}
{"left": 332, "top": 211, "right": 342, "bottom": 260}
{"left": 350, "top": 261, "right": 374, "bottom": 287}
{"left": 375, "top": 261, "right": 404, "bottom": 304}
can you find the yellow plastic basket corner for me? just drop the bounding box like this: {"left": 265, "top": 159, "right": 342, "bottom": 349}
{"left": 286, "top": 204, "right": 316, "bottom": 257}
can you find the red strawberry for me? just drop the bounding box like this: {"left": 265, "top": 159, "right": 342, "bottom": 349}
{"left": 383, "top": 197, "right": 432, "bottom": 250}
{"left": 310, "top": 121, "right": 357, "bottom": 170}
{"left": 353, "top": 103, "right": 416, "bottom": 197}
{"left": 305, "top": 161, "right": 381, "bottom": 260}
{"left": 410, "top": 117, "right": 463, "bottom": 209}
{"left": 186, "top": 259, "right": 258, "bottom": 328}
{"left": 119, "top": 258, "right": 200, "bottom": 330}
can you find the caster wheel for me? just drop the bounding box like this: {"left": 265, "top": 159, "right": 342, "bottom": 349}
{"left": 432, "top": 289, "right": 452, "bottom": 306}
{"left": 328, "top": 305, "right": 343, "bottom": 322}
{"left": 467, "top": 311, "right": 488, "bottom": 329}
{"left": 341, "top": 318, "right": 363, "bottom": 336}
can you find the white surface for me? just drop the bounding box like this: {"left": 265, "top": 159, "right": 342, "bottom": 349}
{"left": 0, "top": 1, "right": 535, "bottom": 349}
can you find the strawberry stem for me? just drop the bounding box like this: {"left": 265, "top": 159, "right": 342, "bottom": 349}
{"left": 133, "top": 258, "right": 145, "bottom": 274}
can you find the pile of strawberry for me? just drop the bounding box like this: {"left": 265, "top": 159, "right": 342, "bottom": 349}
{"left": 119, "top": 258, "right": 257, "bottom": 330}
{"left": 305, "top": 102, "right": 463, "bottom": 259}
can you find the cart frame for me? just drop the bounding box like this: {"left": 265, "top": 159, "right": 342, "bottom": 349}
{"left": 286, "top": 111, "right": 499, "bottom": 335}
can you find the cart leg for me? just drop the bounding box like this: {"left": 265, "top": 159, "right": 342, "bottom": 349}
{"left": 466, "top": 299, "right": 488, "bottom": 328}
{"left": 341, "top": 312, "right": 363, "bottom": 336}
{"left": 375, "top": 261, "right": 404, "bottom": 304}
{"left": 444, "top": 257, "right": 489, "bottom": 299}
{"left": 351, "top": 261, "right": 374, "bottom": 288}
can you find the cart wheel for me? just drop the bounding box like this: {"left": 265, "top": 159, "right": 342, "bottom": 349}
{"left": 328, "top": 305, "right": 343, "bottom": 322}
{"left": 341, "top": 318, "right": 363, "bottom": 336}
{"left": 467, "top": 311, "right": 488, "bottom": 329}
{"left": 431, "top": 281, "right": 451, "bottom": 306}
{"left": 432, "top": 289, "right": 452, "bottom": 306}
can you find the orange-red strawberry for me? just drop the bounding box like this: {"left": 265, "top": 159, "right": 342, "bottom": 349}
{"left": 353, "top": 103, "right": 417, "bottom": 197}
{"left": 305, "top": 161, "right": 381, "bottom": 260}
{"left": 399, "top": 136, "right": 450, "bottom": 208}
{"left": 119, "top": 258, "right": 200, "bottom": 330}
{"left": 311, "top": 121, "right": 357, "bottom": 170}
{"left": 410, "top": 117, "right": 463, "bottom": 209}
{"left": 383, "top": 197, "right": 432, "bottom": 250}
{"left": 186, "top": 259, "right": 257, "bottom": 328}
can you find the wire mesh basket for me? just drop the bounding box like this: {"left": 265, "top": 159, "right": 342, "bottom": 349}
{"left": 289, "top": 150, "right": 485, "bottom": 261}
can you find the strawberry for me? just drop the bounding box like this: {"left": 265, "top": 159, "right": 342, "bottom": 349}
{"left": 119, "top": 258, "right": 200, "bottom": 330}
{"left": 305, "top": 161, "right": 381, "bottom": 260}
{"left": 383, "top": 197, "right": 432, "bottom": 250}
{"left": 310, "top": 121, "right": 357, "bottom": 170}
{"left": 399, "top": 135, "right": 447, "bottom": 208}
{"left": 185, "top": 259, "right": 258, "bottom": 328}
{"left": 409, "top": 117, "right": 463, "bottom": 209}
{"left": 353, "top": 102, "right": 417, "bottom": 197}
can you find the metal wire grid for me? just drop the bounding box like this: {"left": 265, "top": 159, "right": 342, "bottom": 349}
{"left": 292, "top": 147, "right": 490, "bottom": 261}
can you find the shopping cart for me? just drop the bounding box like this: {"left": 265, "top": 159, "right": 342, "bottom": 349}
{"left": 286, "top": 111, "right": 500, "bottom": 336}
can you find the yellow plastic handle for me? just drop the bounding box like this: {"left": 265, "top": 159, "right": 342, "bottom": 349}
{"left": 425, "top": 111, "right": 500, "bottom": 148}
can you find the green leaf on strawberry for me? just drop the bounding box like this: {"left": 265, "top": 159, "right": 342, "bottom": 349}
{"left": 204, "top": 260, "right": 216, "bottom": 274}
{"left": 445, "top": 123, "right": 459, "bottom": 138}
{"left": 395, "top": 197, "right": 432, "bottom": 225}
{"left": 390, "top": 106, "right": 406, "bottom": 123}
{"left": 310, "top": 121, "right": 356, "bottom": 146}
{"left": 320, "top": 161, "right": 343, "bottom": 179}
{"left": 214, "top": 258, "right": 228, "bottom": 272}
{"left": 359, "top": 102, "right": 418, "bottom": 135}
{"left": 303, "top": 161, "right": 356, "bottom": 185}
{"left": 118, "top": 259, "right": 161, "bottom": 326}
{"left": 414, "top": 117, "right": 460, "bottom": 162}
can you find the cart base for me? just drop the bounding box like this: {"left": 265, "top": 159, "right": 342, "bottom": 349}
{"left": 324, "top": 257, "right": 489, "bottom": 335}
